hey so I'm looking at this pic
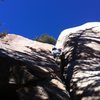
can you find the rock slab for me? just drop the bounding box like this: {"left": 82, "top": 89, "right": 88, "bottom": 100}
{"left": 0, "top": 34, "right": 69, "bottom": 100}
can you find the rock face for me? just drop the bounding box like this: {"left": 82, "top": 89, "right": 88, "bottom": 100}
{"left": 56, "top": 22, "right": 100, "bottom": 100}
{"left": 0, "top": 34, "right": 69, "bottom": 100}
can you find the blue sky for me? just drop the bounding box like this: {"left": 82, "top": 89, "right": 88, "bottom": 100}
{"left": 0, "top": 0, "right": 100, "bottom": 39}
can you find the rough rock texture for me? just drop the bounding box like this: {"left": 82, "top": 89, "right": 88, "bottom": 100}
{"left": 56, "top": 22, "right": 100, "bottom": 100}
{"left": 0, "top": 34, "right": 69, "bottom": 100}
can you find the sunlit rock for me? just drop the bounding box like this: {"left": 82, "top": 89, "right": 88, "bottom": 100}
{"left": 56, "top": 22, "right": 100, "bottom": 100}
{"left": 0, "top": 34, "right": 70, "bottom": 100}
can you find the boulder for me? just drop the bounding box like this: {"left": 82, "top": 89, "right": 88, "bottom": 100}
{"left": 0, "top": 34, "right": 70, "bottom": 100}
{"left": 56, "top": 22, "right": 100, "bottom": 100}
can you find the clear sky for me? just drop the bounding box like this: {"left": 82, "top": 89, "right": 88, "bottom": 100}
{"left": 0, "top": 0, "right": 100, "bottom": 39}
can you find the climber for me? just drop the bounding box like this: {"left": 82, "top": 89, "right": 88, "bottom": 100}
{"left": 51, "top": 47, "right": 61, "bottom": 58}
{"left": 52, "top": 47, "right": 66, "bottom": 81}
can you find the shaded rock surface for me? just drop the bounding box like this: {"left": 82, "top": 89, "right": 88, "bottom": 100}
{"left": 56, "top": 22, "right": 100, "bottom": 100}
{"left": 0, "top": 34, "right": 69, "bottom": 100}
